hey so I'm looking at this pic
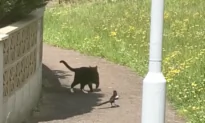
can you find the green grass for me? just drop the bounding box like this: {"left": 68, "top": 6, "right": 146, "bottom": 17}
{"left": 44, "top": 0, "right": 205, "bottom": 122}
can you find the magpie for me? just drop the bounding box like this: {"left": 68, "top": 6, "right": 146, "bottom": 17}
{"left": 97, "top": 90, "right": 119, "bottom": 107}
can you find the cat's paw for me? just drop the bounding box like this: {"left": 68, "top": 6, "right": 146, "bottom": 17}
{"left": 82, "top": 89, "right": 88, "bottom": 94}
{"left": 70, "top": 88, "right": 74, "bottom": 93}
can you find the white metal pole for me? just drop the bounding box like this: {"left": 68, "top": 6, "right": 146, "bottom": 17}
{"left": 141, "top": 0, "right": 166, "bottom": 123}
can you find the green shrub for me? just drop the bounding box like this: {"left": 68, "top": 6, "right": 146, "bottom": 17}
{"left": 0, "top": 0, "right": 49, "bottom": 28}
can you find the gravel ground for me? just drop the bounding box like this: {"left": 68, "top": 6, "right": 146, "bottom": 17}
{"left": 28, "top": 44, "right": 186, "bottom": 123}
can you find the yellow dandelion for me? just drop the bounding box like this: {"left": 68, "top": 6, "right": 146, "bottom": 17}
{"left": 191, "top": 82, "right": 197, "bottom": 87}
{"left": 110, "top": 31, "right": 117, "bottom": 36}
{"left": 166, "top": 78, "right": 172, "bottom": 83}
{"left": 129, "top": 26, "right": 135, "bottom": 31}
{"left": 94, "top": 35, "right": 100, "bottom": 40}
{"left": 170, "top": 69, "right": 180, "bottom": 74}
{"left": 164, "top": 11, "right": 169, "bottom": 20}
{"left": 183, "top": 109, "right": 188, "bottom": 112}
{"left": 183, "top": 19, "right": 189, "bottom": 22}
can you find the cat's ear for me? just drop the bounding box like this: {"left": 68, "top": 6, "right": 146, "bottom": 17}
{"left": 95, "top": 66, "right": 98, "bottom": 69}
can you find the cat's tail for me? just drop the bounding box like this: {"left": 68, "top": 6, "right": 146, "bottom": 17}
{"left": 97, "top": 101, "right": 110, "bottom": 106}
{"left": 60, "top": 60, "right": 75, "bottom": 72}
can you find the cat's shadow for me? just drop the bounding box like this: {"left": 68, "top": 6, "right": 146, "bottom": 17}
{"left": 61, "top": 84, "right": 102, "bottom": 93}
{"left": 29, "top": 64, "right": 104, "bottom": 123}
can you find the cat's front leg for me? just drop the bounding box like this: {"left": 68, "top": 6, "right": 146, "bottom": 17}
{"left": 82, "top": 89, "right": 88, "bottom": 94}
{"left": 88, "top": 83, "right": 93, "bottom": 92}
{"left": 80, "top": 84, "right": 88, "bottom": 94}
{"left": 70, "top": 88, "right": 74, "bottom": 93}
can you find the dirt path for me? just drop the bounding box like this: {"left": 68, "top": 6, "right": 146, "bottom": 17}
{"left": 28, "top": 44, "right": 185, "bottom": 123}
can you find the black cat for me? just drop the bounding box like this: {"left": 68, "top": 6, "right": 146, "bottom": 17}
{"left": 60, "top": 60, "right": 100, "bottom": 93}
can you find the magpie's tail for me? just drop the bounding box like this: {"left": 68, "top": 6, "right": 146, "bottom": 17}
{"left": 97, "top": 101, "right": 110, "bottom": 106}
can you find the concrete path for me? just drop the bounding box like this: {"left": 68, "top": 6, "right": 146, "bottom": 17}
{"left": 28, "top": 44, "right": 185, "bottom": 123}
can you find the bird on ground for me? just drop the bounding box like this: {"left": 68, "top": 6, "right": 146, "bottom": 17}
{"left": 97, "top": 90, "right": 119, "bottom": 107}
